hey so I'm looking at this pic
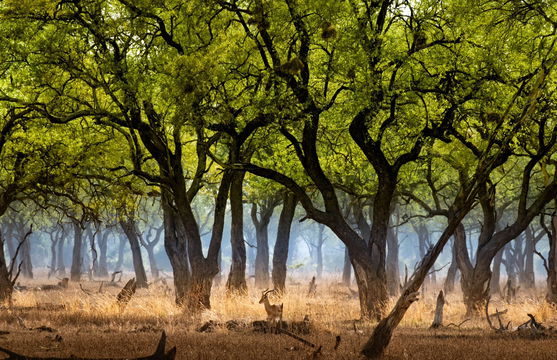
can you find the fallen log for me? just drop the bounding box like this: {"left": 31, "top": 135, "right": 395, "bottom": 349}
{"left": 0, "top": 331, "right": 175, "bottom": 360}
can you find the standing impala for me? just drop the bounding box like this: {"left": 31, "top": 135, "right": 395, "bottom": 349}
{"left": 259, "top": 289, "right": 283, "bottom": 333}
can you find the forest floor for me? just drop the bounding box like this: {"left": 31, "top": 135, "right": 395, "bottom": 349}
{"left": 1, "top": 275, "right": 557, "bottom": 359}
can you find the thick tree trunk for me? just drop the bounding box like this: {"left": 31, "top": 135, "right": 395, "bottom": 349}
{"left": 386, "top": 225, "right": 400, "bottom": 296}
{"left": 70, "top": 220, "right": 83, "bottom": 282}
{"left": 443, "top": 237, "right": 458, "bottom": 294}
{"left": 120, "top": 219, "right": 148, "bottom": 288}
{"left": 272, "top": 192, "right": 297, "bottom": 293}
{"left": 115, "top": 235, "right": 126, "bottom": 272}
{"left": 353, "top": 254, "right": 388, "bottom": 321}
{"left": 522, "top": 226, "right": 535, "bottom": 290}
{"left": 455, "top": 223, "right": 491, "bottom": 317}
{"left": 98, "top": 230, "right": 109, "bottom": 277}
{"left": 57, "top": 235, "right": 66, "bottom": 276}
{"left": 342, "top": 247, "right": 351, "bottom": 285}
{"left": 162, "top": 192, "right": 191, "bottom": 305}
{"left": 361, "top": 206, "right": 468, "bottom": 359}
{"left": 0, "top": 234, "right": 13, "bottom": 304}
{"left": 252, "top": 202, "right": 273, "bottom": 289}
{"left": 226, "top": 172, "right": 247, "bottom": 293}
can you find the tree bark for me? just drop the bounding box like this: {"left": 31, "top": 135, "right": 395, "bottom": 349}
{"left": 316, "top": 223, "right": 325, "bottom": 279}
{"left": 490, "top": 247, "right": 503, "bottom": 295}
{"left": 521, "top": 226, "right": 536, "bottom": 290}
{"left": 546, "top": 211, "right": 557, "bottom": 304}
{"left": 443, "top": 237, "right": 458, "bottom": 294}
{"left": 70, "top": 219, "right": 83, "bottom": 282}
{"left": 17, "top": 224, "right": 32, "bottom": 279}
{"left": 0, "top": 233, "right": 13, "bottom": 304}
{"left": 226, "top": 172, "right": 248, "bottom": 293}
{"left": 48, "top": 230, "right": 57, "bottom": 278}
{"left": 342, "top": 246, "right": 351, "bottom": 286}
{"left": 98, "top": 230, "right": 109, "bottom": 277}
{"left": 162, "top": 191, "right": 191, "bottom": 305}
{"left": 57, "top": 233, "right": 66, "bottom": 276}
{"left": 251, "top": 200, "right": 277, "bottom": 289}
{"left": 272, "top": 192, "right": 297, "bottom": 292}
{"left": 120, "top": 218, "right": 149, "bottom": 288}
{"left": 141, "top": 225, "right": 162, "bottom": 280}
{"left": 115, "top": 235, "right": 126, "bottom": 272}
{"left": 386, "top": 225, "right": 400, "bottom": 296}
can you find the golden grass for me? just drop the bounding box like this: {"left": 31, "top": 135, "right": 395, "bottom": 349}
{"left": 1, "top": 275, "right": 557, "bottom": 359}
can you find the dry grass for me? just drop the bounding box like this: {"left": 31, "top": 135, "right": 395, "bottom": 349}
{"left": 1, "top": 275, "right": 557, "bottom": 359}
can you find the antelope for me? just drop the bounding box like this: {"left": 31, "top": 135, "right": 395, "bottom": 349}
{"left": 259, "top": 289, "right": 283, "bottom": 334}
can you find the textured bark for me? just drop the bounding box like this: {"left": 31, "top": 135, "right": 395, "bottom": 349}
{"left": 272, "top": 192, "right": 297, "bottom": 293}
{"left": 0, "top": 233, "right": 13, "bottom": 304}
{"left": 226, "top": 172, "right": 248, "bottom": 293}
{"left": 70, "top": 220, "right": 83, "bottom": 282}
{"left": 120, "top": 218, "right": 149, "bottom": 288}
{"left": 362, "top": 201, "right": 470, "bottom": 358}
{"left": 162, "top": 191, "right": 190, "bottom": 306}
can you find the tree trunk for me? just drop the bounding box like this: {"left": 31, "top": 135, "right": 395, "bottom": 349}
{"left": 3, "top": 224, "right": 15, "bottom": 262}
{"left": 252, "top": 202, "right": 273, "bottom": 289}
{"left": 19, "top": 230, "right": 32, "bottom": 279}
{"left": 316, "top": 223, "right": 325, "bottom": 279}
{"left": 272, "top": 192, "right": 297, "bottom": 293}
{"left": 443, "top": 237, "right": 458, "bottom": 294}
{"left": 342, "top": 246, "right": 351, "bottom": 285}
{"left": 455, "top": 223, "right": 491, "bottom": 317}
{"left": 490, "top": 248, "right": 503, "bottom": 295}
{"left": 49, "top": 235, "right": 57, "bottom": 278}
{"left": 386, "top": 225, "right": 400, "bottom": 296}
{"left": 120, "top": 219, "right": 149, "bottom": 288}
{"left": 522, "top": 226, "right": 535, "bottom": 290}
{"left": 115, "top": 235, "right": 126, "bottom": 272}
{"left": 226, "top": 172, "right": 247, "bottom": 294}
{"left": 0, "top": 233, "right": 13, "bottom": 304}
{"left": 162, "top": 192, "right": 191, "bottom": 305}
{"left": 145, "top": 244, "right": 159, "bottom": 280}
{"left": 98, "top": 230, "right": 109, "bottom": 277}
{"left": 70, "top": 220, "right": 83, "bottom": 282}
{"left": 547, "top": 212, "right": 557, "bottom": 304}
{"left": 57, "top": 234, "right": 66, "bottom": 276}
{"left": 352, "top": 254, "right": 388, "bottom": 321}
{"left": 361, "top": 206, "right": 468, "bottom": 359}
{"left": 430, "top": 290, "right": 445, "bottom": 328}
